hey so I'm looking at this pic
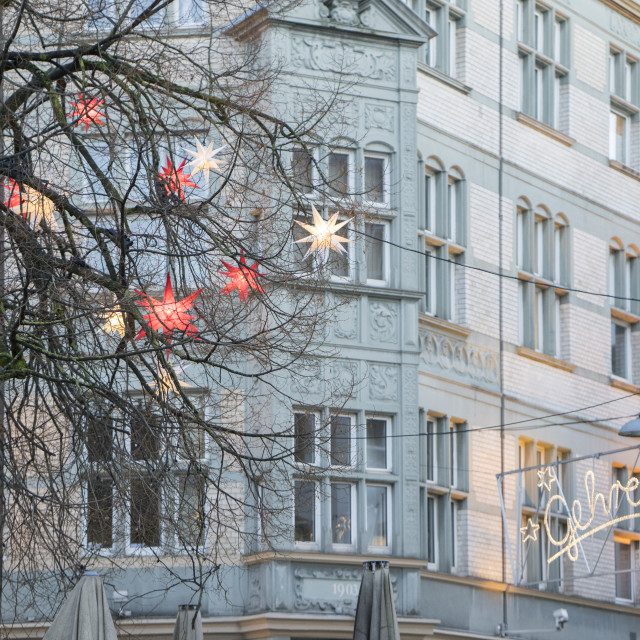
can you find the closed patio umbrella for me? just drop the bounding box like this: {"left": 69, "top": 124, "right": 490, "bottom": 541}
{"left": 353, "top": 561, "right": 400, "bottom": 640}
{"left": 43, "top": 572, "right": 117, "bottom": 640}
{"left": 173, "top": 604, "right": 203, "bottom": 640}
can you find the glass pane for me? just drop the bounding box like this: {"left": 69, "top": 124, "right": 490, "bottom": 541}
{"left": 179, "top": 0, "right": 204, "bottom": 23}
{"left": 87, "top": 408, "right": 112, "bottom": 463}
{"left": 87, "top": 477, "right": 113, "bottom": 547}
{"left": 292, "top": 149, "right": 314, "bottom": 193}
{"left": 330, "top": 415, "right": 351, "bottom": 466}
{"left": 366, "top": 418, "right": 388, "bottom": 469}
{"left": 328, "top": 221, "right": 351, "bottom": 278}
{"left": 178, "top": 474, "right": 205, "bottom": 546}
{"left": 367, "top": 485, "right": 388, "bottom": 547}
{"left": 294, "top": 480, "right": 315, "bottom": 542}
{"left": 331, "top": 483, "right": 352, "bottom": 544}
{"left": 179, "top": 421, "right": 206, "bottom": 460}
{"left": 328, "top": 152, "right": 349, "bottom": 197}
{"left": 427, "top": 496, "right": 436, "bottom": 563}
{"left": 427, "top": 420, "right": 435, "bottom": 481}
{"left": 616, "top": 542, "right": 632, "bottom": 599}
{"left": 365, "top": 222, "right": 385, "bottom": 282}
{"left": 130, "top": 476, "right": 161, "bottom": 547}
{"left": 130, "top": 411, "right": 161, "bottom": 461}
{"left": 294, "top": 412, "right": 315, "bottom": 464}
{"left": 612, "top": 323, "right": 628, "bottom": 378}
{"left": 293, "top": 212, "right": 315, "bottom": 273}
{"left": 364, "top": 156, "right": 385, "bottom": 204}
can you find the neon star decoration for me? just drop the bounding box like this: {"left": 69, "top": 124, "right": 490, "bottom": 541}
{"left": 294, "top": 204, "right": 352, "bottom": 262}
{"left": 183, "top": 139, "right": 227, "bottom": 181}
{"left": 67, "top": 94, "right": 105, "bottom": 132}
{"left": 135, "top": 273, "right": 202, "bottom": 340}
{"left": 159, "top": 157, "right": 198, "bottom": 202}
{"left": 537, "top": 466, "right": 557, "bottom": 492}
{"left": 3, "top": 179, "right": 58, "bottom": 230}
{"left": 520, "top": 518, "right": 540, "bottom": 543}
{"left": 219, "top": 253, "right": 264, "bottom": 301}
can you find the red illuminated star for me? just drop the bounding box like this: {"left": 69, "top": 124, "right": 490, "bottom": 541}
{"left": 135, "top": 273, "right": 202, "bottom": 340}
{"left": 219, "top": 253, "right": 264, "bottom": 301}
{"left": 159, "top": 157, "right": 198, "bottom": 202}
{"left": 67, "top": 94, "right": 105, "bottom": 132}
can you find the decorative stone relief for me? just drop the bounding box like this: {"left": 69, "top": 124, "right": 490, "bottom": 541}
{"left": 611, "top": 12, "right": 640, "bottom": 49}
{"left": 291, "top": 360, "right": 323, "bottom": 395}
{"left": 328, "top": 359, "right": 360, "bottom": 400}
{"left": 369, "top": 301, "right": 398, "bottom": 343}
{"left": 364, "top": 103, "right": 394, "bottom": 132}
{"left": 420, "top": 331, "right": 499, "bottom": 387}
{"left": 368, "top": 363, "right": 399, "bottom": 401}
{"left": 400, "top": 48, "right": 416, "bottom": 86}
{"left": 334, "top": 296, "right": 359, "bottom": 341}
{"left": 291, "top": 36, "right": 395, "bottom": 81}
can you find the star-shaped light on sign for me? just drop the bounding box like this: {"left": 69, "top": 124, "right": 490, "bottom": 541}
{"left": 159, "top": 157, "right": 198, "bottom": 202}
{"left": 520, "top": 517, "right": 540, "bottom": 543}
{"left": 537, "top": 467, "right": 557, "bottom": 492}
{"left": 294, "top": 204, "right": 352, "bottom": 262}
{"left": 183, "top": 138, "right": 227, "bottom": 181}
{"left": 135, "top": 273, "right": 202, "bottom": 340}
{"left": 67, "top": 94, "right": 105, "bottom": 132}
{"left": 219, "top": 253, "right": 264, "bottom": 301}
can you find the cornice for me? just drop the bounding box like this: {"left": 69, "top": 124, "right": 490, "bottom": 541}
{"left": 601, "top": 0, "right": 640, "bottom": 24}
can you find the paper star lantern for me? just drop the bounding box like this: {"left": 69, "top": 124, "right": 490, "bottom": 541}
{"left": 183, "top": 139, "right": 227, "bottom": 181}
{"left": 219, "top": 253, "right": 264, "bottom": 301}
{"left": 135, "top": 273, "right": 202, "bottom": 340}
{"left": 3, "top": 179, "right": 58, "bottom": 230}
{"left": 159, "top": 157, "right": 198, "bottom": 202}
{"left": 101, "top": 310, "right": 126, "bottom": 337}
{"left": 67, "top": 94, "right": 105, "bottom": 132}
{"left": 294, "top": 205, "right": 352, "bottom": 262}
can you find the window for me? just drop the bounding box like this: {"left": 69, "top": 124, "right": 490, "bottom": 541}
{"left": 609, "top": 244, "right": 639, "bottom": 313}
{"left": 294, "top": 411, "right": 317, "bottom": 465}
{"left": 424, "top": 0, "right": 465, "bottom": 79}
{"left": 615, "top": 538, "right": 636, "bottom": 602}
{"left": 363, "top": 154, "right": 389, "bottom": 206}
{"left": 517, "top": 202, "right": 569, "bottom": 358}
{"left": 427, "top": 418, "right": 437, "bottom": 481}
{"left": 421, "top": 161, "right": 466, "bottom": 321}
{"left": 426, "top": 495, "right": 437, "bottom": 565}
{"left": 366, "top": 484, "right": 390, "bottom": 549}
{"left": 366, "top": 416, "right": 391, "bottom": 470}
{"left": 294, "top": 480, "right": 317, "bottom": 544}
{"left": 364, "top": 221, "right": 390, "bottom": 286}
{"left": 291, "top": 148, "right": 315, "bottom": 196}
{"left": 518, "top": 1, "right": 568, "bottom": 129}
{"left": 327, "top": 150, "right": 353, "bottom": 198}
{"left": 177, "top": 473, "right": 206, "bottom": 547}
{"left": 611, "top": 320, "right": 631, "bottom": 379}
{"left": 609, "top": 47, "right": 638, "bottom": 168}
{"left": 610, "top": 48, "right": 637, "bottom": 104}
{"left": 331, "top": 482, "right": 355, "bottom": 546}
{"left": 87, "top": 477, "right": 113, "bottom": 548}
{"left": 130, "top": 476, "right": 162, "bottom": 548}
{"left": 330, "top": 414, "right": 353, "bottom": 466}
{"left": 610, "top": 109, "right": 630, "bottom": 165}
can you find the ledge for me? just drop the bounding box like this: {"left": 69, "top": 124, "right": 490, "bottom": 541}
{"left": 417, "top": 62, "right": 472, "bottom": 94}
{"left": 516, "top": 112, "right": 576, "bottom": 147}
{"left": 611, "top": 94, "right": 640, "bottom": 115}
{"left": 418, "top": 313, "right": 473, "bottom": 338}
{"left": 516, "top": 347, "right": 576, "bottom": 372}
{"left": 609, "top": 159, "right": 640, "bottom": 181}
{"left": 611, "top": 306, "right": 640, "bottom": 323}
{"left": 610, "top": 376, "right": 640, "bottom": 393}
{"left": 242, "top": 550, "right": 428, "bottom": 568}
{"left": 601, "top": 0, "right": 640, "bottom": 23}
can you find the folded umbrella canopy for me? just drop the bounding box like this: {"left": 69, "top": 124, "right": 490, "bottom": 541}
{"left": 353, "top": 561, "right": 400, "bottom": 640}
{"left": 173, "top": 604, "right": 203, "bottom": 640}
{"left": 43, "top": 572, "right": 117, "bottom": 640}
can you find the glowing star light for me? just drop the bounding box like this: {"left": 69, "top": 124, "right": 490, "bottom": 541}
{"left": 67, "top": 94, "right": 105, "bottom": 132}
{"left": 159, "top": 157, "right": 198, "bottom": 202}
{"left": 135, "top": 273, "right": 202, "bottom": 340}
{"left": 3, "top": 179, "right": 58, "bottom": 230}
{"left": 219, "top": 253, "right": 264, "bottom": 302}
{"left": 520, "top": 517, "right": 540, "bottom": 543}
{"left": 294, "top": 204, "right": 352, "bottom": 262}
{"left": 537, "top": 466, "right": 557, "bottom": 492}
{"left": 183, "top": 139, "right": 227, "bottom": 181}
{"left": 101, "top": 309, "right": 126, "bottom": 337}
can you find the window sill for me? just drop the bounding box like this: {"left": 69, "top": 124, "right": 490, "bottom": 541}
{"left": 417, "top": 62, "right": 472, "bottom": 94}
{"left": 610, "top": 377, "right": 640, "bottom": 393}
{"left": 516, "top": 112, "right": 576, "bottom": 147}
{"left": 418, "top": 313, "right": 472, "bottom": 338}
{"left": 611, "top": 306, "right": 640, "bottom": 323}
{"left": 611, "top": 94, "right": 640, "bottom": 115}
{"left": 609, "top": 159, "right": 640, "bottom": 181}
{"left": 516, "top": 346, "right": 576, "bottom": 372}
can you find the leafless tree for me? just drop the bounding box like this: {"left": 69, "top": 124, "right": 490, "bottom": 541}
{"left": 0, "top": 0, "right": 360, "bottom": 621}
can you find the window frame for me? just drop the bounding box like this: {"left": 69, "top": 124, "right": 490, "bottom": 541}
{"left": 611, "top": 319, "right": 632, "bottom": 381}
{"left": 293, "top": 409, "right": 320, "bottom": 467}
{"left": 364, "top": 219, "right": 391, "bottom": 287}
{"left": 329, "top": 413, "right": 356, "bottom": 468}
{"left": 326, "top": 149, "right": 355, "bottom": 201}
{"left": 363, "top": 152, "right": 391, "bottom": 208}
{"left": 330, "top": 481, "right": 357, "bottom": 550}
{"left": 366, "top": 483, "right": 392, "bottom": 552}
{"left": 291, "top": 146, "right": 318, "bottom": 198}
{"left": 365, "top": 415, "right": 392, "bottom": 472}
{"left": 293, "top": 479, "right": 320, "bottom": 548}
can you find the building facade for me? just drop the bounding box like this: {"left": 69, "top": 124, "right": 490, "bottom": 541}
{"left": 9, "top": 0, "right": 640, "bottom": 639}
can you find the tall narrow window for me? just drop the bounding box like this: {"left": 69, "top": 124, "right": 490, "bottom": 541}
{"left": 366, "top": 417, "right": 390, "bottom": 470}
{"left": 610, "top": 110, "right": 629, "bottom": 164}
{"left": 427, "top": 419, "right": 436, "bottom": 482}
{"left": 291, "top": 148, "right": 314, "bottom": 195}
{"left": 611, "top": 321, "right": 630, "bottom": 379}
{"left": 331, "top": 483, "right": 353, "bottom": 545}
{"left": 427, "top": 496, "right": 437, "bottom": 565}
{"left": 87, "top": 477, "right": 113, "bottom": 548}
{"left": 424, "top": 1, "right": 464, "bottom": 78}
{"left": 294, "top": 480, "right": 316, "bottom": 543}
{"left": 615, "top": 539, "right": 635, "bottom": 601}
{"left": 294, "top": 412, "right": 316, "bottom": 464}
{"left": 177, "top": 474, "right": 205, "bottom": 547}
{"left": 366, "top": 485, "right": 390, "bottom": 548}
{"left": 130, "top": 476, "right": 162, "bottom": 548}
{"left": 330, "top": 415, "right": 352, "bottom": 466}
{"left": 364, "top": 155, "right": 388, "bottom": 206}
{"left": 365, "top": 221, "right": 389, "bottom": 286}
{"left": 425, "top": 171, "right": 438, "bottom": 232}
{"left": 327, "top": 151, "right": 351, "bottom": 198}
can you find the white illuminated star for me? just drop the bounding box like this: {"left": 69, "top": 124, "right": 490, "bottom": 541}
{"left": 537, "top": 467, "right": 557, "bottom": 492}
{"left": 294, "top": 204, "right": 352, "bottom": 263}
{"left": 101, "top": 310, "right": 126, "bottom": 337}
{"left": 183, "top": 138, "right": 227, "bottom": 181}
{"left": 520, "top": 518, "right": 540, "bottom": 543}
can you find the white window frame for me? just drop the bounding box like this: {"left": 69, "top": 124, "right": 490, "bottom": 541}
{"left": 330, "top": 481, "right": 357, "bottom": 550}
{"left": 611, "top": 319, "right": 631, "bottom": 381}
{"left": 291, "top": 146, "right": 317, "bottom": 198}
{"left": 174, "top": 407, "right": 208, "bottom": 464}
{"left": 426, "top": 417, "right": 438, "bottom": 482}
{"left": 365, "top": 220, "right": 391, "bottom": 287}
{"left": 293, "top": 479, "right": 321, "bottom": 549}
{"left": 424, "top": 169, "right": 438, "bottom": 233}
{"left": 293, "top": 410, "right": 319, "bottom": 467}
{"left": 174, "top": 472, "right": 207, "bottom": 551}
{"left": 126, "top": 474, "right": 164, "bottom": 556}
{"left": 84, "top": 475, "right": 115, "bottom": 555}
{"left": 329, "top": 413, "right": 356, "bottom": 468}
{"left": 326, "top": 149, "right": 354, "bottom": 201}
{"left": 450, "top": 499, "right": 459, "bottom": 571}
{"left": 610, "top": 108, "right": 630, "bottom": 165}
{"left": 615, "top": 538, "right": 636, "bottom": 603}
{"left": 328, "top": 218, "right": 355, "bottom": 283}
{"left": 365, "top": 415, "right": 392, "bottom": 472}
{"left": 426, "top": 494, "right": 438, "bottom": 569}
{"left": 366, "top": 483, "right": 392, "bottom": 553}
{"left": 363, "top": 152, "right": 391, "bottom": 208}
